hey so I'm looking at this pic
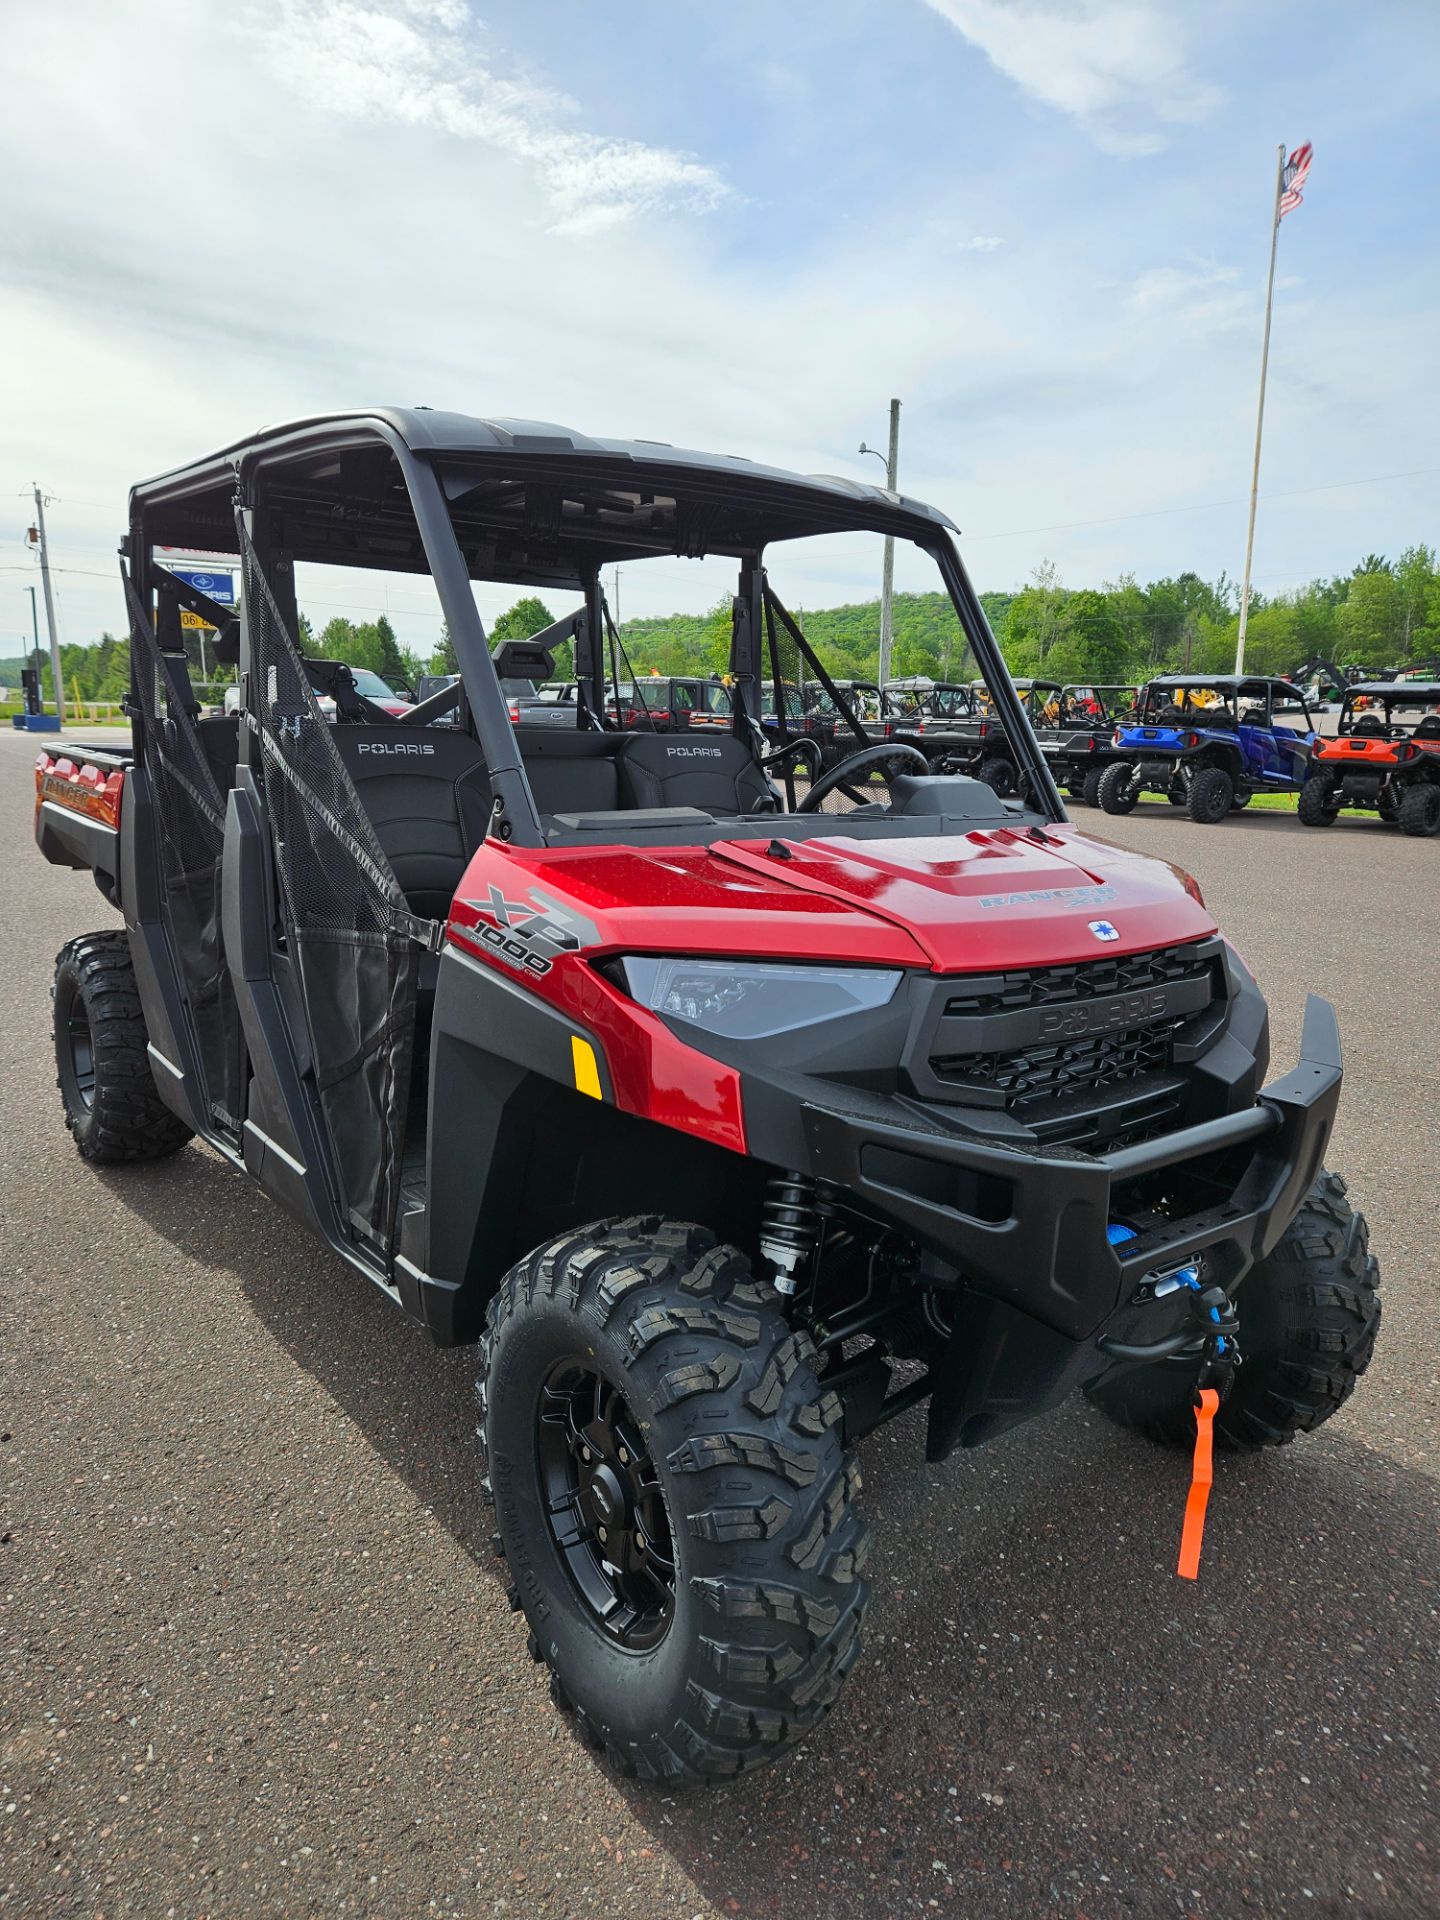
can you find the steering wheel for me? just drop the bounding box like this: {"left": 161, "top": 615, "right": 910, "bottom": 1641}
{"left": 796, "top": 741, "right": 930, "bottom": 814}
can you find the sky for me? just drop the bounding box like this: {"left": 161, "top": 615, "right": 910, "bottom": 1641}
{"left": 3, "top": 0, "right": 1439, "bottom": 661}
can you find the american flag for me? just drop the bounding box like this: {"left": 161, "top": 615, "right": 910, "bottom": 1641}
{"left": 1279, "top": 141, "right": 1313, "bottom": 220}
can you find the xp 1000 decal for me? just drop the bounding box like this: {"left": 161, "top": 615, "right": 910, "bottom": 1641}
{"left": 455, "top": 885, "right": 596, "bottom": 977}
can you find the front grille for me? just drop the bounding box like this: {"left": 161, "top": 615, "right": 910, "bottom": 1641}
{"left": 932, "top": 1020, "right": 1179, "bottom": 1103}
{"left": 922, "top": 940, "right": 1225, "bottom": 1148}
{"left": 941, "top": 942, "right": 1212, "bottom": 1019}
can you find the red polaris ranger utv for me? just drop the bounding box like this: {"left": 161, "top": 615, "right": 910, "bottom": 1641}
{"left": 36, "top": 411, "right": 1379, "bottom": 1784}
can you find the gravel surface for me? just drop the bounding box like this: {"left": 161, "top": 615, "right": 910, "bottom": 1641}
{"left": 3, "top": 731, "right": 1436, "bottom": 1919}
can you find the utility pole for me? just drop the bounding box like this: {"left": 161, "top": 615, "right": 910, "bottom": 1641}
{"left": 30, "top": 485, "right": 65, "bottom": 723}
{"left": 1234, "top": 145, "right": 1287, "bottom": 674}
{"left": 860, "top": 399, "right": 901, "bottom": 688}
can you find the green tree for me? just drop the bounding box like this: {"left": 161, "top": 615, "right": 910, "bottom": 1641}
{"left": 431, "top": 622, "right": 459, "bottom": 674}
{"left": 1338, "top": 568, "right": 1403, "bottom": 665}
{"left": 373, "top": 613, "right": 409, "bottom": 686}
{"left": 1047, "top": 589, "right": 1128, "bottom": 685}
{"left": 1002, "top": 561, "right": 1068, "bottom": 675}
{"left": 491, "top": 597, "right": 556, "bottom": 643}
{"left": 315, "top": 615, "right": 356, "bottom": 663}
{"left": 1395, "top": 545, "right": 1440, "bottom": 659}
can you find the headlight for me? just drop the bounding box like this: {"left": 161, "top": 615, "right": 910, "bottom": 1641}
{"left": 618, "top": 957, "right": 902, "bottom": 1040}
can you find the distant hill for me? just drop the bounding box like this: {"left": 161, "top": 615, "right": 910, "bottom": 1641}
{"left": 619, "top": 590, "right": 1015, "bottom": 683}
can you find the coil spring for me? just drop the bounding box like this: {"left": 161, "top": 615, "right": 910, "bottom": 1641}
{"left": 759, "top": 1173, "right": 822, "bottom": 1294}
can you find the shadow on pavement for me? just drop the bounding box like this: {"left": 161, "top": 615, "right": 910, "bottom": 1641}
{"left": 103, "top": 1146, "right": 1439, "bottom": 1920}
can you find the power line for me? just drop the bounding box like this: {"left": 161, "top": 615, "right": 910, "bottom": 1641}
{"left": 0, "top": 564, "right": 117, "bottom": 579}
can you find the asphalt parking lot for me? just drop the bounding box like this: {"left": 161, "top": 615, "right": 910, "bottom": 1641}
{"left": 2, "top": 728, "right": 1436, "bottom": 1920}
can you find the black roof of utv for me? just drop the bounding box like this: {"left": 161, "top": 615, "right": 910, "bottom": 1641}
{"left": 130, "top": 408, "right": 957, "bottom": 583}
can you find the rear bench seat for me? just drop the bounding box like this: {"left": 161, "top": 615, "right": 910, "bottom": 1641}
{"left": 519, "top": 729, "right": 775, "bottom": 818}
{"left": 330, "top": 724, "right": 775, "bottom": 918}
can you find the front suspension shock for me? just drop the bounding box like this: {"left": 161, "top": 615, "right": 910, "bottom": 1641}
{"left": 759, "top": 1172, "right": 822, "bottom": 1296}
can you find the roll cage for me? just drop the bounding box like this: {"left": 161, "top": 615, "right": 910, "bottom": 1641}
{"left": 127, "top": 408, "right": 1064, "bottom": 841}
{"left": 1060, "top": 684, "right": 1139, "bottom": 725}
{"left": 1134, "top": 676, "right": 1317, "bottom": 732}
{"left": 1337, "top": 683, "right": 1440, "bottom": 736}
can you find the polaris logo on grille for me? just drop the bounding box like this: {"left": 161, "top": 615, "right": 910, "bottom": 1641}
{"left": 356, "top": 740, "right": 436, "bottom": 756}
{"left": 1088, "top": 920, "right": 1120, "bottom": 941}
{"left": 1038, "top": 990, "right": 1167, "bottom": 1038}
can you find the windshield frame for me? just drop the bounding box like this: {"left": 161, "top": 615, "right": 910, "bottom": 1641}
{"left": 230, "top": 420, "right": 1065, "bottom": 847}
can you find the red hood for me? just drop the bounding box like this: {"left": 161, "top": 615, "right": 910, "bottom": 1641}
{"left": 450, "top": 824, "right": 1215, "bottom": 972}
{"left": 710, "top": 826, "right": 1213, "bottom": 968}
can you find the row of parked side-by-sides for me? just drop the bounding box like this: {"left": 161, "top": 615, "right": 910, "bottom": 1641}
{"left": 1091, "top": 674, "right": 1440, "bottom": 832}
{"left": 731, "top": 668, "right": 1440, "bottom": 835}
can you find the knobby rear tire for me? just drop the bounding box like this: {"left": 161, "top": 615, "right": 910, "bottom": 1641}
{"left": 1297, "top": 778, "right": 1338, "bottom": 827}
{"left": 52, "top": 932, "right": 194, "bottom": 1163}
{"left": 1186, "top": 764, "right": 1234, "bottom": 824}
{"left": 477, "top": 1217, "right": 870, "bottom": 1783}
{"left": 1097, "top": 761, "right": 1137, "bottom": 814}
{"left": 1397, "top": 782, "right": 1440, "bottom": 837}
{"left": 977, "top": 756, "right": 1017, "bottom": 796}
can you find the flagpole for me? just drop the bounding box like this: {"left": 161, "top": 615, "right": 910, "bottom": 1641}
{"left": 1234, "top": 142, "right": 1287, "bottom": 675}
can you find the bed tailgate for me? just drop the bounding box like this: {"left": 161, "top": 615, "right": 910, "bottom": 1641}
{"left": 34, "top": 748, "right": 128, "bottom": 899}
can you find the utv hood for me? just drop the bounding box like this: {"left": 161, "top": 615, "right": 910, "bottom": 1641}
{"left": 456, "top": 825, "right": 1216, "bottom": 973}
{"left": 710, "top": 827, "right": 1216, "bottom": 970}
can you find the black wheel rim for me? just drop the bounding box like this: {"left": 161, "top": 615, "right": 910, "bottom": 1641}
{"left": 536, "top": 1362, "right": 676, "bottom": 1650}
{"left": 64, "top": 996, "right": 96, "bottom": 1112}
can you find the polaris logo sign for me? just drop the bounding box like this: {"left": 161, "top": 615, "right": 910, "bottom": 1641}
{"left": 665, "top": 746, "right": 723, "bottom": 758}
{"left": 357, "top": 740, "right": 436, "bottom": 756}
{"left": 936, "top": 973, "right": 1211, "bottom": 1053}
{"left": 1038, "top": 990, "right": 1167, "bottom": 1039}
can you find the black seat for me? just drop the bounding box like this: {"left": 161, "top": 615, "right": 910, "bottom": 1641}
{"left": 515, "top": 727, "right": 624, "bottom": 816}
{"left": 618, "top": 732, "right": 776, "bottom": 816}
{"left": 1411, "top": 714, "right": 1440, "bottom": 740}
{"left": 197, "top": 714, "right": 240, "bottom": 795}
{"left": 330, "top": 725, "right": 491, "bottom": 918}
{"left": 1352, "top": 713, "right": 1386, "bottom": 736}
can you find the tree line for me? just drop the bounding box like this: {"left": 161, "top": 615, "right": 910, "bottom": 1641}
{"left": 7, "top": 546, "right": 1438, "bottom": 710}
{"left": 620, "top": 545, "right": 1440, "bottom": 689}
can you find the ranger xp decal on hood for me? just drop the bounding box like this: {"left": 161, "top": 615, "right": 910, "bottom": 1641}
{"left": 976, "top": 884, "right": 1117, "bottom": 910}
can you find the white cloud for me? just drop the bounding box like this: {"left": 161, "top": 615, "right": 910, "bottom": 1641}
{"left": 920, "top": 0, "right": 1222, "bottom": 154}
{"left": 251, "top": 0, "right": 731, "bottom": 235}
{"left": 1125, "top": 261, "right": 1251, "bottom": 333}
{"left": 1, "top": 0, "right": 1436, "bottom": 658}
{"left": 957, "top": 234, "right": 1004, "bottom": 250}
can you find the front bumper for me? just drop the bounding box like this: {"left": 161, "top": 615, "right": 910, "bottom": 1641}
{"left": 798, "top": 993, "right": 1338, "bottom": 1333}
{"left": 789, "top": 995, "right": 1342, "bottom": 1453}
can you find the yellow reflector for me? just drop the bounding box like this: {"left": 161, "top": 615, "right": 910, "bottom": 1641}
{"left": 571, "top": 1035, "right": 603, "bottom": 1100}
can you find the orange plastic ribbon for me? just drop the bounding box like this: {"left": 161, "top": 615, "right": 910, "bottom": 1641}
{"left": 1177, "top": 1387, "right": 1220, "bottom": 1580}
